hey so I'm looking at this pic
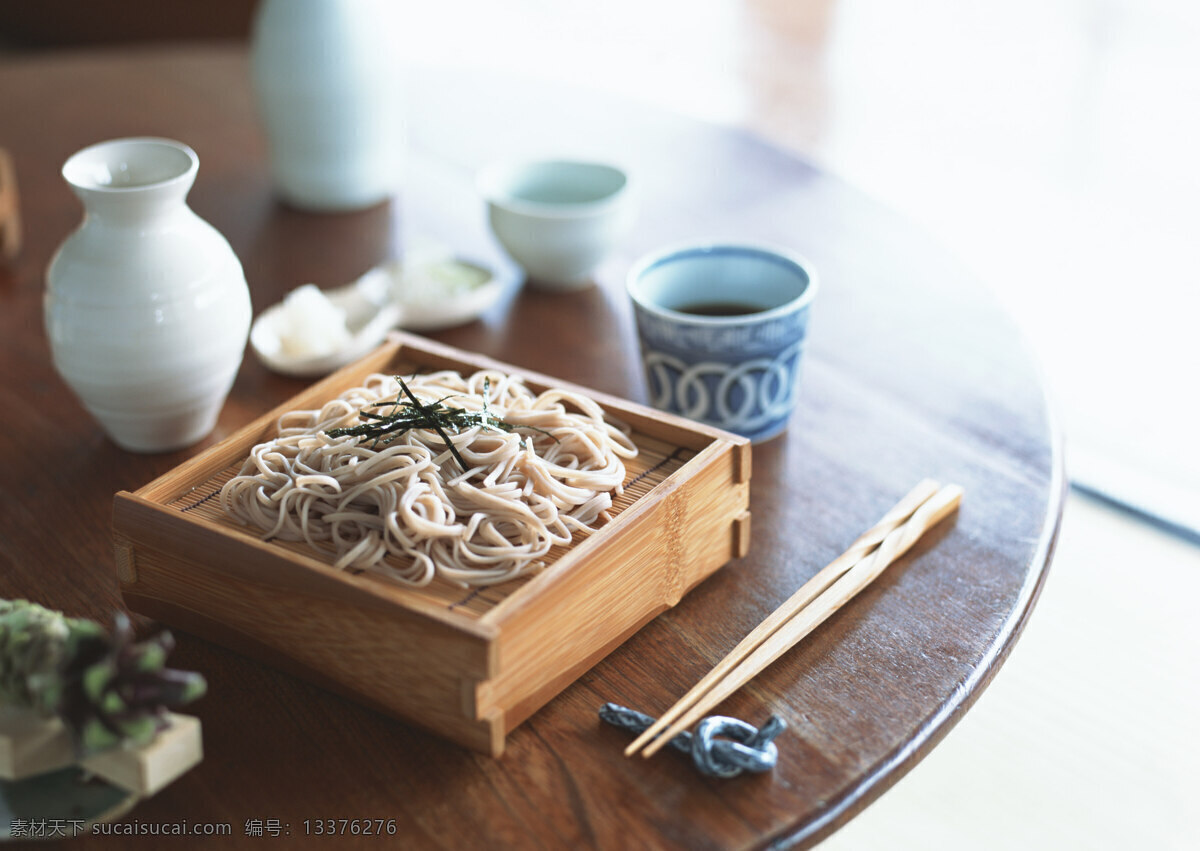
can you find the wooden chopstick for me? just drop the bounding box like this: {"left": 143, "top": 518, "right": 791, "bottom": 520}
{"left": 623, "top": 478, "right": 940, "bottom": 758}
{"left": 629, "top": 481, "right": 963, "bottom": 759}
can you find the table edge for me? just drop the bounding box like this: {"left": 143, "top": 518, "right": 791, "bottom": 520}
{"left": 772, "top": 404, "right": 1068, "bottom": 850}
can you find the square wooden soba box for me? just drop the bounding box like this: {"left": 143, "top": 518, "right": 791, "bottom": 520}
{"left": 112, "top": 334, "right": 751, "bottom": 756}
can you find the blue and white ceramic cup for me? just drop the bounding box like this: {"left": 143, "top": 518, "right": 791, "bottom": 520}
{"left": 627, "top": 243, "right": 818, "bottom": 443}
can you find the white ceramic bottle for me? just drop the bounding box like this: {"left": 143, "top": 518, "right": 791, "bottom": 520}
{"left": 250, "top": 0, "right": 403, "bottom": 211}
{"left": 44, "top": 137, "right": 252, "bottom": 453}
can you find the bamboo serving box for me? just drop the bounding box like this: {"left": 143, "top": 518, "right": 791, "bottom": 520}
{"left": 112, "top": 333, "right": 751, "bottom": 756}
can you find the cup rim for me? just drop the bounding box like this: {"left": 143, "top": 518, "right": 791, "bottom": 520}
{"left": 626, "top": 241, "right": 818, "bottom": 324}
{"left": 62, "top": 136, "right": 199, "bottom": 194}
{"left": 476, "top": 158, "right": 629, "bottom": 219}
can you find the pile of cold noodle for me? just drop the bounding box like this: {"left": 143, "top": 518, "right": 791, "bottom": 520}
{"left": 219, "top": 370, "right": 638, "bottom": 587}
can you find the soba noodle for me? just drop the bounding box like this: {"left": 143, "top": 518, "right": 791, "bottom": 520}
{"left": 219, "top": 370, "right": 639, "bottom": 588}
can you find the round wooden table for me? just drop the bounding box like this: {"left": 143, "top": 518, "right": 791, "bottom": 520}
{"left": 0, "top": 45, "right": 1062, "bottom": 848}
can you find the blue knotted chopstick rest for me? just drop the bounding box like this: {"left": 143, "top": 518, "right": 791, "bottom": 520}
{"left": 599, "top": 702, "right": 785, "bottom": 778}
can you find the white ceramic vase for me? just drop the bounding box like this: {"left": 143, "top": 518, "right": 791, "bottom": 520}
{"left": 250, "top": 0, "right": 403, "bottom": 211}
{"left": 44, "top": 137, "right": 251, "bottom": 453}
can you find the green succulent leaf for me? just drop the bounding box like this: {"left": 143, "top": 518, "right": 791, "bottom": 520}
{"left": 1, "top": 599, "right": 207, "bottom": 757}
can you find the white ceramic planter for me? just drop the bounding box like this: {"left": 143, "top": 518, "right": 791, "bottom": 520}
{"left": 44, "top": 137, "right": 251, "bottom": 453}
{"left": 250, "top": 0, "right": 403, "bottom": 211}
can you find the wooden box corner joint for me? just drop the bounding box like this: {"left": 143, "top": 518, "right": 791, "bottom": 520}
{"left": 113, "top": 534, "right": 138, "bottom": 584}
{"left": 733, "top": 510, "right": 752, "bottom": 559}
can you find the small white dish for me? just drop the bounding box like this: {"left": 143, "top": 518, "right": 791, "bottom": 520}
{"left": 477, "top": 159, "right": 633, "bottom": 290}
{"left": 250, "top": 279, "right": 401, "bottom": 378}
{"left": 374, "top": 256, "right": 504, "bottom": 331}
{"left": 250, "top": 257, "right": 505, "bottom": 378}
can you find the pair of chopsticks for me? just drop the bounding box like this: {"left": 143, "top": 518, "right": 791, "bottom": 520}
{"left": 625, "top": 479, "right": 963, "bottom": 759}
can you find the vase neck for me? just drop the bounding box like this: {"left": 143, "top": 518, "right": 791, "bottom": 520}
{"left": 62, "top": 137, "right": 199, "bottom": 224}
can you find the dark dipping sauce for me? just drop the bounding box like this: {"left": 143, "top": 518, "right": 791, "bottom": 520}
{"left": 674, "top": 301, "right": 763, "bottom": 317}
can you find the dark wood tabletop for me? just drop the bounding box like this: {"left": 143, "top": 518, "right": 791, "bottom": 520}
{"left": 0, "top": 44, "right": 1063, "bottom": 849}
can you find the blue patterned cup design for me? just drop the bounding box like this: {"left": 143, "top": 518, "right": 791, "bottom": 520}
{"left": 627, "top": 243, "right": 817, "bottom": 443}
